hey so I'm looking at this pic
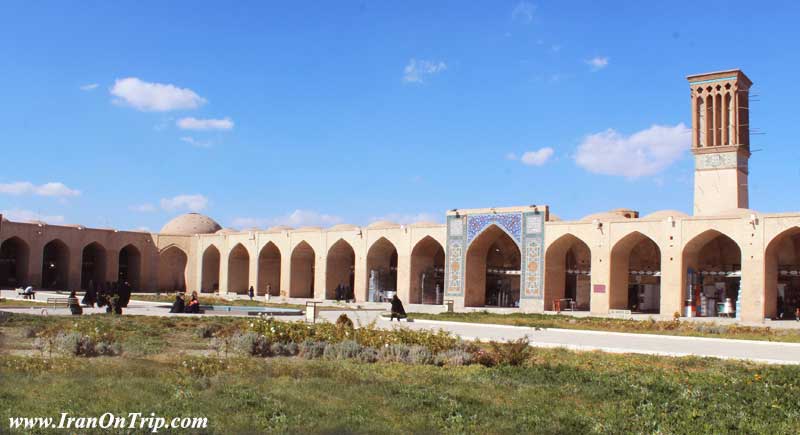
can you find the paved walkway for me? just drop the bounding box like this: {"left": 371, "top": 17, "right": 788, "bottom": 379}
{"left": 316, "top": 310, "right": 800, "bottom": 365}
{"left": 3, "top": 292, "right": 800, "bottom": 365}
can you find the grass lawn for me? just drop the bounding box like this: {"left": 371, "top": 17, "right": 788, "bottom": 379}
{"left": 0, "top": 298, "right": 48, "bottom": 307}
{"left": 1, "top": 313, "right": 799, "bottom": 434}
{"left": 410, "top": 311, "right": 800, "bottom": 343}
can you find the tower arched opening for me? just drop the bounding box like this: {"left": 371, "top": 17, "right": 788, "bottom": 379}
{"left": 465, "top": 225, "right": 521, "bottom": 308}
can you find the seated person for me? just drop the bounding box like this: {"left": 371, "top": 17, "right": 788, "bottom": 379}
{"left": 67, "top": 291, "right": 83, "bottom": 316}
{"left": 185, "top": 291, "right": 200, "bottom": 314}
{"left": 22, "top": 285, "right": 34, "bottom": 299}
{"left": 170, "top": 292, "right": 185, "bottom": 313}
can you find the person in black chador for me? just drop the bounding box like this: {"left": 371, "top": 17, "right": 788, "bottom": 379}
{"left": 248, "top": 286, "right": 255, "bottom": 301}
{"left": 82, "top": 283, "right": 97, "bottom": 308}
{"left": 185, "top": 291, "right": 200, "bottom": 314}
{"left": 170, "top": 292, "right": 185, "bottom": 313}
{"left": 118, "top": 281, "right": 132, "bottom": 308}
{"left": 390, "top": 294, "right": 407, "bottom": 321}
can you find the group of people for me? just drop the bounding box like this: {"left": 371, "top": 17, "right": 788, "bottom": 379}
{"left": 170, "top": 291, "right": 201, "bottom": 314}
{"left": 81, "top": 281, "right": 133, "bottom": 314}
{"left": 334, "top": 283, "right": 355, "bottom": 302}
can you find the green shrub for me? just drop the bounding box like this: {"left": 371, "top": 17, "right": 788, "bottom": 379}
{"left": 435, "top": 349, "right": 473, "bottom": 366}
{"left": 324, "top": 340, "right": 362, "bottom": 360}
{"left": 379, "top": 344, "right": 411, "bottom": 363}
{"left": 407, "top": 345, "right": 433, "bottom": 365}
{"left": 299, "top": 340, "right": 326, "bottom": 359}
{"left": 270, "top": 342, "right": 298, "bottom": 357}
{"left": 231, "top": 332, "right": 270, "bottom": 357}
{"left": 356, "top": 347, "right": 379, "bottom": 363}
{"left": 489, "top": 337, "right": 532, "bottom": 366}
{"left": 50, "top": 331, "right": 119, "bottom": 357}
{"left": 335, "top": 314, "right": 354, "bottom": 329}
{"left": 196, "top": 324, "right": 221, "bottom": 339}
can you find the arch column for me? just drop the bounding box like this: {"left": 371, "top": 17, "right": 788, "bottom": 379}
{"left": 68, "top": 251, "right": 81, "bottom": 290}
{"left": 396, "top": 253, "right": 411, "bottom": 303}
{"left": 659, "top": 245, "right": 683, "bottom": 316}
{"left": 313, "top": 253, "right": 325, "bottom": 300}
{"left": 106, "top": 249, "right": 120, "bottom": 283}
{"left": 249, "top": 250, "right": 259, "bottom": 293}
{"left": 589, "top": 247, "right": 611, "bottom": 314}
{"left": 280, "top": 251, "right": 291, "bottom": 298}
{"left": 354, "top": 254, "right": 367, "bottom": 302}
{"left": 740, "top": 243, "right": 765, "bottom": 322}
{"left": 219, "top": 253, "right": 230, "bottom": 295}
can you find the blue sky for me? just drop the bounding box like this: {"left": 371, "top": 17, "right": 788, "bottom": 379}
{"left": 1, "top": 1, "right": 798, "bottom": 231}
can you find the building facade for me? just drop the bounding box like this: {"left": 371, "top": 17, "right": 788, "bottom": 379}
{"left": 2, "top": 69, "right": 799, "bottom": 322}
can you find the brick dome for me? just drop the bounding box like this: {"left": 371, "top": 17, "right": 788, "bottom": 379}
{"left": 160, "top": 213, "right": 222, "bottom": 235}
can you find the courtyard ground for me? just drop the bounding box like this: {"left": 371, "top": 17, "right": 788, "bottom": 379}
{"left": 0, "top": 312, "right": 799, "bottom": 434}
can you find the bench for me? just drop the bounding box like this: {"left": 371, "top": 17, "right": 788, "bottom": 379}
{"left": 609, "top": 309, "right": 633, "bottom": 319}
{"left": 17, "top": 289, "right": 36, "bottom": 300}
{"left": 46, "top": 297, "right": 70, "bottom": 308}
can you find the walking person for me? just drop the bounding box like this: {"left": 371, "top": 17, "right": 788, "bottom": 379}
{"left": 248, "top": 286, "right": 255, "bottom": 301}
{"left": 389, "top": 294, "right": 407, "bottom": 322}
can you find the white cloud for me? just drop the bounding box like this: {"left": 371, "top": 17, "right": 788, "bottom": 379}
{"left": 512, "top": 2, "right": 535, "bottom": 23}
{"left": 1, "top": 208, "right": 65, "bottom": 224}
{"left": 370, "top": 213, "right": 442, "bottom": 224}
{"left": 586, "top": 56, "right": 609, "bottom": 71}
{"left": 520, "top": 147, "right": 554, "bottom": 166}
{"left": 403, "top": 59, "right": 447, "bottom": 83}
{"left": 110, "top": 77, "right": 206, "bottom": 112}
{"left": 177, "top": 117, "right": 234, "bottom": 131}
{"left": 574, "top": 123, "right": 691, "bottom": 178}
{"left": 0, "top": 181, "right": 80, "bottom": 197}
{"left": 129, "top": 203, "right": 156, "bottom": 213}
{"left": 160, "top": 194, "right": 209, "bottom": 212}
{"left": 180, "top": 136, "right": 212, "bottom": 148}
{"left": 80, "top": 83, "right": 99, "bottom": 91}
{"left": 231, "top": 209, "right": 343, "bottom": 229}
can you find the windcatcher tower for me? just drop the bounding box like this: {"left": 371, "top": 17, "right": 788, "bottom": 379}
{"left": 687, "top": 69, "right": 752, "bottom": 215}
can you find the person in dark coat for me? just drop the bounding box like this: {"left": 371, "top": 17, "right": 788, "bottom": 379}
{"left": 68, "top": 291, "right": 83, "bottom": 316}
{"left": 248, "top": 286, "right": 255, "bottom": 301}
{"left": 390, "top": 294, "right": 406, "bottom": 321}
{"left": 82, "top": 284, "right": 97, "bottom": 308}
{"left": 185, "top": 291, "right": 200, "bottom": 314}
{"left": 118, "top": 282, "right": 132, "bottom": 308}
{"left": 170, "top": 292, "right": 185, "bottom": 313}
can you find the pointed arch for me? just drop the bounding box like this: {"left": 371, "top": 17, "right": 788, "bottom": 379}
{"left": 227, "top": 243, "right": 250, "bottom": 294}
{"left": 42, "top": 239, "right": 70, "bottom": 290}
{"left": 0, "top": 237, "right": 30, "bottom": 287}
{"left": 609, "top": 232, "right": 662, "bottom": 313}
{"left": 464, "top": 224, "right": 521, "bottom": 307}
{"left": 201, "top": 245, "right": 221, "bottom": 293}
{"left": 258, "top": 242, "right": 281, "bottom": 296}
{"left": 765, "top": 226, "right": 800, "bottom": 319}
{"left": 158, "top": 245, "right": 188, "bottom": 292}
{"left": 81, "top": 242, "right": 107, "bottom": 291}
{"left": 118, "top": 244, "right": 141, "bottom": 289}
{"left": 290, "top": 241, "right": 315, "bottom": 298}
{"left": 410, "top": 236, "right": 445, "bottom": 304}
{"left": 366, "top": 237, "right": 398, "bottom": 302}
{"left": 326, "top": 239, "right": 355, "bottom": 300}
{"left": 682, "top": 230, "right": 742, "bottom": 318}
{"left": 544, "top": 233, "right": 591, "bottom": 311}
